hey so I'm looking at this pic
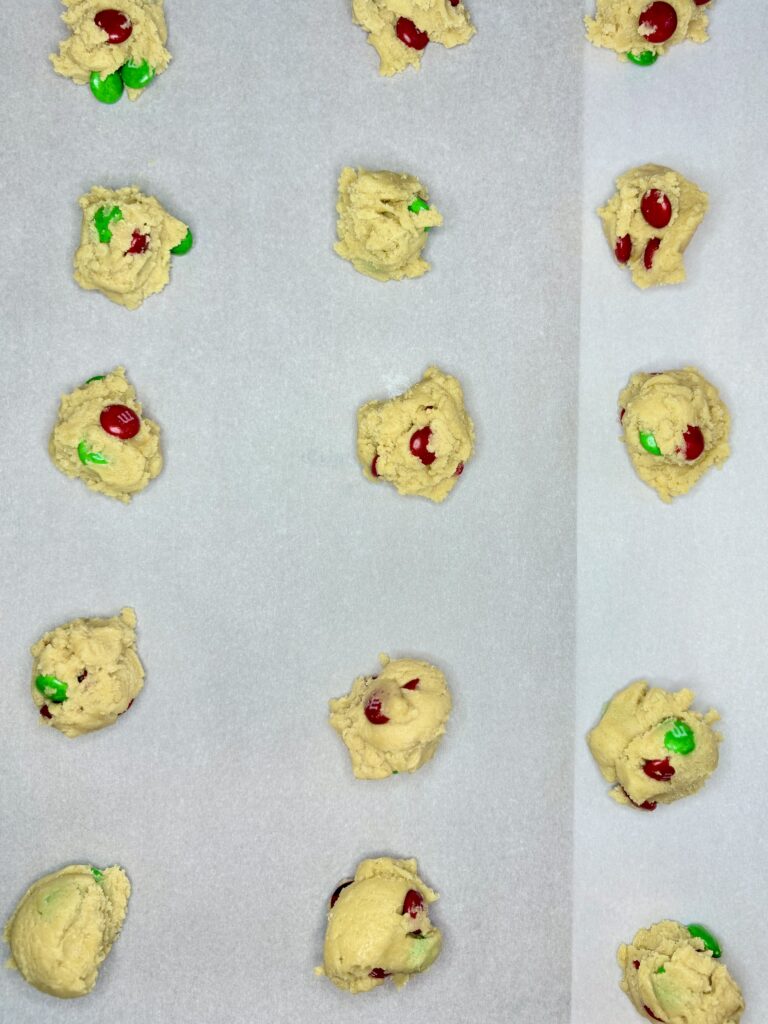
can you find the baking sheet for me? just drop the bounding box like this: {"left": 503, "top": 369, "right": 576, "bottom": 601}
{"left": 573, "top": 1, "right": 768, "bottom": 1021}
{"left": 0, "top": 3, "right": 581, "bottom": 1022}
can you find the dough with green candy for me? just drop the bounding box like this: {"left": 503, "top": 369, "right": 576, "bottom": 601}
{"left": 619, "top": 367, "right": 730, "bottom": 502}
{"left": 318, "top": 857, "right": 442, "bottom": 993}
{"left": 50, "top": 0, "right": 171, "bottom": 100}
{"left": 335, "top": 167, "right": 442, "bottom": 281}
{"left": 4, "top": 864, "right": 131, "bottom": 999}
{"left": 49, "top": 367, "right": 162, "bottom": 502}
{"left": 74, "top": 185, "right": 191, "bottom": 309}
{"left": 585, "top": 1, "right": 712, "bottom": 63}
{"left": 357, "top": 366, "right": 474, "bottom": 502}
{"left": 329, "top": 655, "right": 452, "bottom": 779}
{"left": 618, "top": 920, "right": 744, "bottom": 1023}
{"left": 598, "top": 165, "right": 708, "bottom": 289}
{"left": 31, "top": 608, "right": 144, "bottom": 738}
{"left": 352, "top": 0, "right": 475, "bottom": 76}
{"left": 588, "top": 681, "right": 721, "bottom": 810}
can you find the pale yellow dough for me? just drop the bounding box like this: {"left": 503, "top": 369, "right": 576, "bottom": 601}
{"left": 599, "top": 165, "right": 708, "bottom": 288}
{"left": 50, "top": 0, "right": 171, "bottom": 99}
{"left": 75, "top": 186, "right": 189, "bottom": 309}
{"left": 358, "top": 366, "right": 474, "bottom": 502}
{"left": 4, "top": 864, "right": 130, "bottom": 999}
{"left": 588, "top": 681, "right": 721, "bottom": 809}
{"left": 618, "top": 920, "right": 744, "bottom": 1024}
{"left": 585, "top": 1, "right": 711, "bottom": 61}
{"left": 330, "top": 655, "right": 452, "bottom": 779}
{"left": 619, "top": 367, "right": 730, "bottom": 502}
{"left": 352, "top": 0, "right": 475, "bottom": 76}
{"left": 31, "top": 608, "right": 144, "bottom": 738}
{"left": 335, "top": 167, "right": 442, "bottom": 281}
{"left": 318, "top": 857, "right": 442, "bottom": 993}
{"left": 49, "top": 367, "right": 162, "bottom": 502}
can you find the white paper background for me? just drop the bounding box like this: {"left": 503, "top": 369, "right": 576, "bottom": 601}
{"left": 573, "top": 2, "right": 768, "bottom": 1022}
{"left": 1, "top": 3, "right": 581, "bottom": 1022}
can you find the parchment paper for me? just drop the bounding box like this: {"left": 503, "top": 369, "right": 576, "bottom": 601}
{"left": 0, "top": 3, "right": 581, "bottom": 1022}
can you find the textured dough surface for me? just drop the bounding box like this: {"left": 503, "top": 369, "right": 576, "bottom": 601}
{"left": 588, "top": 681, "right": 721, "bottom": 809}
{"left": 31, "top": 608, "right": 144, "bottom": 738}
{"left": 598, "top": 165, "right": 708, "bottom": 288}
{"left": 586, "top": 0, "right": 711, "bottom": 60}
{"left": 619, "top": 367, "right": 730, "bottom": 502}
{"left": 4, "top": 864, "right": 130, "bottom": 999}
{"left": 618, "top": 920, "right": 744, "bottom": 1024}
{"left": 358, "top": 366, "right": 474, "bottom": 501}
{"left": 352, "top": 0, "right": 475, "bottom": 76}
{"left": 74, "top": 185, "right": 188, "bottom": 309}
{"left": 330, "top": 655, "right": 452, "bottom": 779}
{"left": 335, "top": 167, "right": 442, "bottom": 281}
{"left": 49, "top": 367, "right": 162, "bottom": 502}
{"left": 50, "top": 0, "right": 171, "bottom": 98}
{"left": 319, "top": 857, "right": 442, "bottom": 993}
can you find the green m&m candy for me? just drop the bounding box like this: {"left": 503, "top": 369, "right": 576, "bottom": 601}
{"left": 78, "top": 440, "right": 109, "bottom": 466}
{"left": 170, "top": 228, "right": 194, "bottom": 255}
{"left": 85, "top": 375, "right": 105, "bottom": 384}
{"left": 639, "top": 430, "right": 662, "bottom": 456}
{"left": 121, "top": 59, "right": 155, "bottom": 90}
{"left": 94, "top": 206, "right": 123, "bottom": 243}
{"left": 408, "top": 196, "right": 432, "bottom": 232}
{"left": 91, "top": 867, "right": 104, "bottom": 881}
{"left": 687, "top": 924, "right": 721, "bottom": 958}
{"left": 90, "top": 70, "right": 124, "bottom": 104}
{"left": 35, "top": 675, "right": 68, "bottom": 703}
{"left": 627, "top": 50, "right": 658, "bottom": 67}
{"left": 664, "top": 719, "right": 696, "bottom": 755}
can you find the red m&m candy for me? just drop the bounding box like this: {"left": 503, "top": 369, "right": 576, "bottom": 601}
{"left": 641, "top": 190, "right": 672, "bottom": 229}
{"left": 639, "top": 2, "right": 677, "bottom": 44}
{"left": 409, "top": 426, "right": 436, "bottom": 465}
{"left": 615, "top": 235, "right": 632, "bottom": 264}
{"left": 93, "top": 9, "right": 133, "bottom": 44}
{"left": 100, "top": 404, "right": 141, "bottom": 439}
{"left": 396, "top": 17, "right": 429, "bottom": 50}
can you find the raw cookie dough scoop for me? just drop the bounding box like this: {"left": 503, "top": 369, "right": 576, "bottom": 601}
{"left": 588, "top": 681, "right": 721, "bottom": 810}
{"left": 329, "top": 655, "right": 452, "bottom": 778}
{"left": 618, "top": 920, "right": 744, "bottom": 1023}
{"left": 4, "top": 864, "right": 131, "bottom": 998}
{"left": 31, "top": 607, "right": 144, "bottom": 737}
{"left": 50, "top": 0, "right": 172, "bottom": 103}
{"left": 351, "top": 0, "right": 475, "bottom": 76}
{"left": 318, "top": 857, "right": 442, "bottom": 992}
{"left": 585, "top": 1, "right": 714, "bottom": 66}
{"left": 618, "top": 367, "right": 730, "bottom": 502}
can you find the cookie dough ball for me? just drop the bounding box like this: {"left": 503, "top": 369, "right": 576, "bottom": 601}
{"left": 74, "top": 185, "right": 192, "bottom": 309}
{"left": 50, "top": 0, "right": 171, "bottom": 102}
{"left": 598, "top": 165, "right": 708, "bottom": 288}
{"left": 319, "top": 857, "right": 442, "bottom": 992}
{"left": 31, "top": 608, "right": 143, "bottom": 738}
{"left": 334, "top": 167, "right": 442, "bottom": 281}
{"left": 619, "top": 367, "right": 730, "bottom": 502}
{"left": 49, "top": 367, "right": 162, "bottom": 502}
{"left": 586, "top": 1, "right": 712, "bottom": 64}
{"left": 358, "top": 366, "right": 474, "bottom": 502}
{"left": 618, "top": 920, "right": 744, "bottom": 1024}
{"left": 330, "top": 655, "right": 452, "bottom": 779}
{"left": 4, "top": 864, "right": 131, "bottom": 999}
{"left": 352, "top": 0, "right": 475, "bottom": 76}
{"left": 588, "top": 681, "right": 721, "bottom": 811}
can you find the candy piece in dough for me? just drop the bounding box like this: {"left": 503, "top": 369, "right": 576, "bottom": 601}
{"left": 74, "top": 185, "right": 189, "bottom": 309}
{"left": 334, "top": 167, "right": 442, "bottom": 281}
{"left": 352, "top": 0, "right": 475, "bottom": 76}
{"left": 50, "top": 0, "right": 171, "bottom": 99}
{"left": 318, "top": 857, "right": 442, "bottom": 993}
{"left": 598, "top": 164, "right": 708, "bottom": 288}
{"left": 49, "top": 367, "right": 162, "bottom": 502}
{"left": 585, "top": 1, "right": 712, "bottom": 61}
{"left": 588, "top": 681, "right": 721, "bottom": 809}
{"left": 619, "top": 367, "right": 729, "bottom": 502}
{"left": 330, "top": 655, "right": 452, "bottom": 779}
{"left": 31, "top": 608, "right": 144, "bottom": 738}
{"left": 618, "top": 920, "right": 744, "bottom": 1024}
{"left": 358, "top": 366, "right": 474, "bottom": 502}
{"left": 4, "top": 864, "right": 131, "bottom": 999}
